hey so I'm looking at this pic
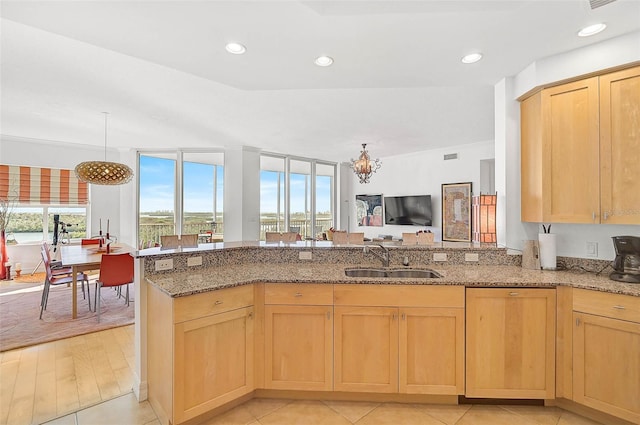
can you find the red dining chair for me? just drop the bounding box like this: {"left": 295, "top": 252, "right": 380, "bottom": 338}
{"left": 41, "top": 242, "right": 73, "bottom": 276}
{"left": 94, "top": 253, "right": 133, "bottom": 322}
{"left": 81, "top": 238, "right": 100, "bottom": 245}
{"left": 40, "top": 249, "right": 90, "bottom": 319}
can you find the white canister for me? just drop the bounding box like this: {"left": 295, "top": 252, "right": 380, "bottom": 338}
{"left": 538, "top": 233, "right": 557, "bottom": 270}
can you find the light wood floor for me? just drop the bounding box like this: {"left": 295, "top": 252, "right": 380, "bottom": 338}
{"left": 0, "top": 325, "right": 135, "bottom": 425}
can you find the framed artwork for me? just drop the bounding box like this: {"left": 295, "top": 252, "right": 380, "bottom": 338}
{"left": 355, "top": 194, "right": 383, "bottom": 227}
{"left": 441, "top": 182, "right": 472, "bottom": 241}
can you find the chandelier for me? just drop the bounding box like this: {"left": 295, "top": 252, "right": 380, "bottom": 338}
{"left": 350, "top": 143, "right": 381, "bottom": 184}
{"left": 75, "top": 113, "right": 134, "bottom": 185}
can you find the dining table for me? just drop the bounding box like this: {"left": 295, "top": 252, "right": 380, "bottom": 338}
{"left": 59, "top": 243, "right": 134, "bottom": 319}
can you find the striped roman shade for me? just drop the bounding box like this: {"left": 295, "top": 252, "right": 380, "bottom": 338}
{"left": 0, "top": 164, "right": 89, "bottom": 205}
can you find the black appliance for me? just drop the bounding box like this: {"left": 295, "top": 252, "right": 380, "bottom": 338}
{"left": 610, "top": 236, "right": 640, "bottom": 284}
{"left": 384, "top": 195, "right": 432, "bottom": 226}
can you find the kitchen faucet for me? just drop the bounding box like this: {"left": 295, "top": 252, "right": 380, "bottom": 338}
{"left": 363, "top": 244, "right": 390, "bottom": 267}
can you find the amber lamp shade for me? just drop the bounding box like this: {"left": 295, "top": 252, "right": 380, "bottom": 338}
{"left": 472, "top": 193, "right": 497, "bottom": 243}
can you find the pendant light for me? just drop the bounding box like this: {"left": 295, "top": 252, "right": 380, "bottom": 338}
{"left": 75, "top": 112, "right": 133, "bottom": 185}
{"left": 350, "top": 143, "right": 381, "bottom": 184}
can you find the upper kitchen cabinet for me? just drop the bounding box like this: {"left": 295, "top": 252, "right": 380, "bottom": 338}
{"left": 520, "top": 65, "right": 640, "bottom": 225}
{"left": 600, "top": 66, "right": 640, "bottom": 224}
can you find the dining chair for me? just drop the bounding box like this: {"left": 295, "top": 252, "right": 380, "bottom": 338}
{"left": 347, "top": 232, "right": 364, "bottom": 245}
{"left": 160, "top": 235, "right": 180, "bottom": 249}
{"left": 94, "top": 253, "right": 133, "bottom": 322}
{"left": 282, "top": 232, "right": 298, "bottom": 243}
{"left": 40, "top": 250, "right": 90, "bottom": 319}
{"left": 180, "top": 234, "right": 198, "bottom": 247}
{"left": 41, "top": 242, "right": 73, "bottom": 276}
{"left": 332, "top": 231, "right": 348, "bottom": 244}
{"left": 265, "top": 232, "right": 281, "bottom": 242}
{"left": 81, "top": 238, "right": 100, "bottom": 245}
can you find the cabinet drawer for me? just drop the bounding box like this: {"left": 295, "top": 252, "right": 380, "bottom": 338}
{"left": 334, "top": 284, "right": 464, "bottom": 308}
{"left": 173, "top": 284, "right": 254, "bottom": 323}
{"left": 265, "top": 283, "right": 333, "bottom": 305}
{"left": 573, "top": 289, "right": 640, "bottom": 323}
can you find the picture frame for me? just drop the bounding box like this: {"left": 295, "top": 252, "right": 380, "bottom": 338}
{"left": 441, "top": 182, "right": 472, "bottom": 242}
{"left": 355, "top": 194, "right": 383, "bottom": 227}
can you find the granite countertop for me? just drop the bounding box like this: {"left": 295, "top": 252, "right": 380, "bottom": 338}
{"left": 145, "top": 263, "right": 640, "bottom": 298}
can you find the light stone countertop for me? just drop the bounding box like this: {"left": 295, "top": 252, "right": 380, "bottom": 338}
{"left": 145, "top": 263, "right": 640, "bottom": 298}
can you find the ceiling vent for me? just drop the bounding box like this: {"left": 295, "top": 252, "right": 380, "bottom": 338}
{"left": 444, "top": 153, "right": 458, "bottom": 160}
{"left": 589, "top": 0, "right": 616, "bottom": 9}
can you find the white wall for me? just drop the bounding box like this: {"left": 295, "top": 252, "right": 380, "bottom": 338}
{"left": 345, "top": 141, "right": 495, "bottom": 241}
{"left": 498, "top": 31, "right": 640, "bottom": 261}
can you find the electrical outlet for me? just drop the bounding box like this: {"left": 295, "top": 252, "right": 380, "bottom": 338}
{"left": 586, "top": 242, "right": 598, "bottom": 258}
{"left": 433, "top": 253, "right": 447, "bottom": 262}
{"left": 155, "top": 259, "right": 173, "bottom": 271}
{"left": 465, "top": 253, "right": 479, "bottom": 262}
{"left": 299, "top": 251, "right": 312, "bottom": 260}
{"left": 187, "top": 256, "right": 202, "bottom": 267}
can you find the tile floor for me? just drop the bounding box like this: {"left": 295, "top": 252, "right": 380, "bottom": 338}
{"left": 43, "top": 394, "right": 606, "bottom": 425}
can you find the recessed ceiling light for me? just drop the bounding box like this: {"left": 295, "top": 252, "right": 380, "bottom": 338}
{"left": 461, "top": 53, "right": 483, "bottom": 64}
{"left": 225, "top": 42, "right": 246, "bottom": 54}
{"left": 314, "top": 56, "right": 334, "bottom": 67}
{"left": 578, "top": 23, "right": 607, "bottom": 37}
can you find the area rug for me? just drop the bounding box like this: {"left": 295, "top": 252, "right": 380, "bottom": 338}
{"left": 0, "top": 274, "right": 134, "bottom": 352}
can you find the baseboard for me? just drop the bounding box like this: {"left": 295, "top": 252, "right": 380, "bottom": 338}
{"left": 254, "top": 389, "right": 459, "bottom": 405}
{"left": 133, "top": 376, "right": 148, "bottom": 402}
{"left": 555, "top": 398, "right": 636, "bottom": 425}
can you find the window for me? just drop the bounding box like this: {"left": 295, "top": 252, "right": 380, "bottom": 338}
{"left": 260, "top": 154, "right": 336, "bottom": 240}
{"left": 138, "top": 151, "right": 224, "bottom": 248}
{"left": 0, "top": 165, "right": 88, "bottom": 245}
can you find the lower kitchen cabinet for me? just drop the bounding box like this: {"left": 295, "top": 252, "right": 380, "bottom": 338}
{"left": 399, "top": 307, "right": 464, "bottom": 395}
{"left": 572, "top": 289, "right": 640, "bottom": 424}
{"left": 264, "top": 304, "right": 333, "bottom": 390}
{"left": 465, "top": 288, "right": 555, "bottom": 399}
{"left": 147, "top": 284, "right": 254, "bottom": 425}
{"left": 334, "top": 306, "right": 399, "bottom": 393}
{"left": 333, "top": 285, "right": 465, "bottom": 395}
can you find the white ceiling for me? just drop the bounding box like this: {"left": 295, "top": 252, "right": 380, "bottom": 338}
{"left": 1, "top": 0, "right": 639, "bottom": 162}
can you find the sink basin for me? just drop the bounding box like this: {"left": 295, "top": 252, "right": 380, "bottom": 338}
{"left": 344, "top": 268, "right": 442, "bottom": 278}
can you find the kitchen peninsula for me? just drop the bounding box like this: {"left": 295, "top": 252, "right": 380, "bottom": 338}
{"left": 137, "top": 242, "right": 640, "bottom": 425}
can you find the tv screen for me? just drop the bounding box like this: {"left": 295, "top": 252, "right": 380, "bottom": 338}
{"left": 384, "top": 195, "right": 432, "bottom": 226}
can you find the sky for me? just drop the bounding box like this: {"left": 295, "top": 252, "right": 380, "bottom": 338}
{"left": 139, "top": 155, "right": 332, "bottom": 214}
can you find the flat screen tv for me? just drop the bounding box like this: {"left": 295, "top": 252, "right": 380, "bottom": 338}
{"left": 384, "top": 195, "right": 432, "bottom": 226}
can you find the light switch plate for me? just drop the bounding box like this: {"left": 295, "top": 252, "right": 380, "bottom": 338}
{"left": 586, "top": 242, "right": 598, "bottom": 258}
{"left": 155, "top": 259, "right": 173, "bottom": 271}
{"left": 187, "top": 256, "right": 202, "bottom": 267}
{"left": 299, "top": 251, "right": 312, "bottom": 260}
{"left": 433, "top": 253, "right": 447, "bottom": 262}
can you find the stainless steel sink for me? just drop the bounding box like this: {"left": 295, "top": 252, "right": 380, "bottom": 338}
{"left": 344, "top": 268, "right": 442, "bottom": 278}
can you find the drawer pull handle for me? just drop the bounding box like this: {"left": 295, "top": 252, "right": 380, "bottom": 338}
{"left": 613, "top": 305, "right": 626, "bottom": 310}
{"left": 401, "top": 313, "right": 406, "bottom": 320}
{"left": 509, "top": 292, "right": 519, "bottom": 296}
{"left": 214, "top": 300, "right": 223, "bottom": 305}
{"left": 248, "top": 312, "right": 253, "bottom": 319}
{"left": 327, "top": 311, "right": 331, "bottom": 320}
{"left": 392, "top": 313, "right": 397, "bottom": 320}
{"left": 576, "top": 318, "right": 581, "bottom": 326}
{"left": 294, "top": 293, "right": 303, "bottom": 297}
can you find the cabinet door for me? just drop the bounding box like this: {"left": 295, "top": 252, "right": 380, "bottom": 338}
{"left": 542, "top": 78, "right": 600, "bottom": 223}
{"left": 174, "top": 306, "right": 254, "bottom": 424}
{"left": 264, "top": 305, "right": 333, "bottom": 391}
{"left": 600, "top": 66, "right": 640, "bottom": 225}
{"left": 466, "top": 288, "right": 555, "bottom": 399}
{"left": 573, "top": 312, "right": 640, "bottom": 424}
{"left": 521, "top": 91, "right": 544, "bottom": 222}
{"left": 334, "top": 306, "right": 398, "bottom": 393}
{"left": 399, "top": 307, "right": 464, "bottom": 395}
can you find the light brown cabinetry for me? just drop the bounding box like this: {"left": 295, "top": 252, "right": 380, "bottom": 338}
{"left": 333, "top": 285, "right": 465, "bottom": 395}
{"left": 572, "top": 289, "right": 640, "bottom": 424}
{"left": 148, "top": 284, "right": 254, "bottom": 425}
{"left": 465, "top": 288, "right": 555, "bottom": 399}
{"left": 520, "top": 65, "right": 640, "bottom": 224}
{"left": 264, "top": 284, "right": 333, "bottom": 391}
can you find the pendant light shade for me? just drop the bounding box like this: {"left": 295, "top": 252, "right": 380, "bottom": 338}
{"left": 75, "top": 113, "right": 134, "bottom": 185}
{"left": 350, "top": 143, "right": 381, "bottom": 184}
